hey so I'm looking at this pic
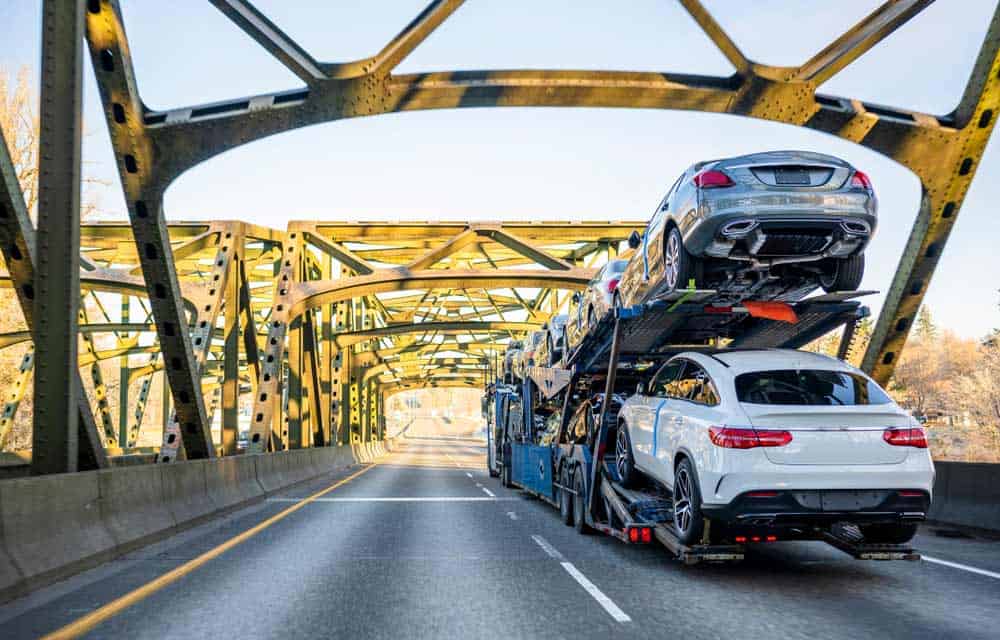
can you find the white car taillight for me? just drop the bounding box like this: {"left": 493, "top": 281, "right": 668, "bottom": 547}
{"left": 708, "top": 426, "right": 792, "bottom": 449}
{"left": 883, "top": 427, "right": 928, "bottom": 448}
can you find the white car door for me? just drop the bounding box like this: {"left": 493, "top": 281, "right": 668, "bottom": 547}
{"left": 657, "top": 359, "right": 727, "bottom": 485}
{"left": 629, "top": 360, "right": 684, "bottom": 483}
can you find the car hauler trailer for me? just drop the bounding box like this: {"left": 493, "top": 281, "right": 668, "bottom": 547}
{"left": 490, "top": 288, "right": 920, "bottom": 564}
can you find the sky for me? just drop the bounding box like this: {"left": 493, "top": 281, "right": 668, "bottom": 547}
{"left": 1, "top": 0, "right": 998, "bottom": 338}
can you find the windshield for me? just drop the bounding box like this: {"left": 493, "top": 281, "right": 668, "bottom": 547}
{"left": 735, "top": 369, "right": 892, "bottom": 406}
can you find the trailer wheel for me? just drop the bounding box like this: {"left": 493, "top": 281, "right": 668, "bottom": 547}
{"left": 559, "top": 466, "right": 573, "bottom": 526}
{"left": 673, "top": 458, "right": 705, "bottom": 544}
{"left": 572, "top": 468, "right": 592, "bottom": 535}
{"left": 615, "top": 425, "right": 637, "bottom": 487}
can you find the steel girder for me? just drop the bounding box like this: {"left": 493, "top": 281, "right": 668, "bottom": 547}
{"left": 0, "top": 219, "right": 278, "bottom": 466}
{"left": 79, "top": 0, "right": 1000, "bottom": 387}
{"left": 242, "top": 220, "right": 633, "bottom": 451}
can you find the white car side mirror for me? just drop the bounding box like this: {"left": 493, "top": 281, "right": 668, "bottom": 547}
{"left": 627, "top": 230, "right": 641, "bottom": 250}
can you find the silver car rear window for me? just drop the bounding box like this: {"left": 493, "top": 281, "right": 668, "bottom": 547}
{"left": 735, "top": 369, "right": 891, "bottom": 406}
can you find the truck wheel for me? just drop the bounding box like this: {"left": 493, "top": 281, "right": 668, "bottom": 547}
{"left": 572, "top": 468, "right": 592, "bottom": 535}
{"left": 559, "top": 466, "right": 573, "bottom": 526}
{"left": 488, "top": 465, "right": 500, "bottom": 479}
{"left": 615, "top": 425, "right": 637, "bottom": 487}
{"left": 860, "top": 523, "right": 918, "bottom": 544}
{"left": 673, "top": 458, "right": 705, "bottom": 545}
{"left": 820, "top": 254, "right": 864, "bottom": 293}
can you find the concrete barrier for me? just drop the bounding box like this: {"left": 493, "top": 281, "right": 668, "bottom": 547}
{"left": 283, "top": 450, "right": 315, "bottom": 486}
{"left": 206, "top": 456, "right": 264, "bottom": 511}
{"left": 0, "top": 488, "right": 24, "bottom": 598}
{"left": 0, "top": 472, "right": 116, "bottom": 592}
{"left": 160, "top": 459, "right": 217, "bottom": 525}
{"left": 928, "top": 461, "right": 1000, "bottom": 531}
{"left": 0, "top": 439, "right": 394, "bottom": 603}
{"left": 253, "top": 448, "right": 289, "bottom": 494}
{"left": 98, "top": 464, "right": 176, "bottom": 553}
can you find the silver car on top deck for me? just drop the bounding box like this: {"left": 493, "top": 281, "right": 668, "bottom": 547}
{"left": 616, "top": 150, "right": 878, "bottom": 307}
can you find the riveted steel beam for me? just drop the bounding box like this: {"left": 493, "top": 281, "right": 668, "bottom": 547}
{"left": 0, "top": 350, "right": 33, "bottom": 450}
{"left": 79, "top": 305, "right": 116, "bottom": 448}
{"left": 32, "top": 0, "right": 96, "bottom": 474}
{"left": 330, "top": 321, "right": 537, "bottom": 349}
{"left": 208, "top": 0, "right": 326, "bottom": 84}
{"left": 86, "top": 0, "right": 213, "bottom": 460}
{"left": 246, "top": 227, "right": 295, "bottom": 452}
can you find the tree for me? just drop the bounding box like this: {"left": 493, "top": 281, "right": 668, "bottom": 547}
{"left": 914, "top": 305, "right": 937, "bottom": 342}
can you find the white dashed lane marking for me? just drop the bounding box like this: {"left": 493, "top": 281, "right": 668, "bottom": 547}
{"left": 560, "top": 562, "right": 632, "bottom": 623}
{"left": 529, "top": 534, "right": 631, "bottom": 623}
{"left": 531, "top": 535, "right": 564, "bottom": 559}
{"left": 923, "top": 555, "right": 1000, "bottom": 580}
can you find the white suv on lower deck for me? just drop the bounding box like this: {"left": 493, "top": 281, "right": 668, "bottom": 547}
{"left": 615, "top": 349, "right": 933, "bottom": 545}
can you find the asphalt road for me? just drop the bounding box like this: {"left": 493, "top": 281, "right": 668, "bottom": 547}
{"left": 1, "top": 428, "right": 998, "bottom": 639}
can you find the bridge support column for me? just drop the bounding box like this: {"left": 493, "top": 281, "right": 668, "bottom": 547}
{"left": 32, "top": 0, "right": 86, "bottom": 474}
{"left": 221, "top": 251, "right": 240, "bottom": 456}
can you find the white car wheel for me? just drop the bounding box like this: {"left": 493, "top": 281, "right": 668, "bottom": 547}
{"left": 615, "top": 426, "right": 636, "bottom": 487}
{"left": 673, "top": 458, "right": 705, "bottom": 544}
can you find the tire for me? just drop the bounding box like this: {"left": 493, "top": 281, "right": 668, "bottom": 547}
{"left": 662, "top": 226, "right": 695, "bottom": 293}
{"left": 672, "top": 457, "right": 705, "bottom": 545}
{"left": 501, "top": 448, "right": 513, "bottom": 488}
{"left": 572, "top": 468, "right": 592, "bottom": 534}
{"left": 488, "top": 465, "right": 500, "bottom": 478}
{"left": 820, "top": 254, "right": 865, "bottom": 293}
{"left": 559, "top": 466, "right": 573, "bottom": 526}
{"left": 861, "top": 523, "right": 918, "bottom": 544}
{"left": 614, "top": 425, "right": 637, "bottom": 487}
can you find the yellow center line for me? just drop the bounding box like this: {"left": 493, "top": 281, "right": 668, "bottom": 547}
{"left": 43, "top": 463, "right": 377, "bottom": 640}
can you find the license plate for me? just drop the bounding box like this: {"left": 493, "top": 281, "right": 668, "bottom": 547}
{"left": 820, "top": 490, "right": 888, "bottom": 511}
{"left": 775, "top": 168, "right": 811, "bottom": 185}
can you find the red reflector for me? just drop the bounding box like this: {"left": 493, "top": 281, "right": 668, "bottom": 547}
{"left": 851, "top": 170, "right": 873, "bottom": 190}
{"left": 640, "top": 527, "right": 652, "bottom": 544}
{"left": 607, "top": 278, "right": 620, "bottom": 294}
{"left": 734, "top": 536, "right": 747, "bottom": 544}
{"left": 742, "top": 301, "right": 798, "bottom": 324}
{"left": 746, "top": 491, "right": 779, "bottom": 498}
{"left": 898, "top": 490, "right": 925, "bottom": 497}
{"left": 693, "top": 169, "right": 734, "bottom": 189}
{"left": 709, "top": 427, "right": 792, "bottom": 449}
{"left": 704, "top": 305, "right": 734, "bottom": 314}
{"left": 883, "top": 428, "right": 928, "bottom": 448}
{"left": 766, "top": 535, "right": 778, "bottom": 543}
{"left": 628, "top": 527, "right": 640, "bottom": 543}
{"left": 751, "top": 535, "right": 761, "bottom": 543}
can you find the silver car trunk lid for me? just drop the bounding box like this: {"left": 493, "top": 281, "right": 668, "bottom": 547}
{"left": 740, "top": 403, "right": 911, "bottom": 465}
{"left": 716, "top": 151, "right": 851, "bottom": 191}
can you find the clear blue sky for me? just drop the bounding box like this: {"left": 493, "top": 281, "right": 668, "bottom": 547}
{"left": 1, "top": 1, "right": 998, "bottom": 338}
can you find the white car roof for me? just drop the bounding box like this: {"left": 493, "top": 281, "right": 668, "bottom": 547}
{"left": 705, "top": 349, "right": 856, "bottom": 375}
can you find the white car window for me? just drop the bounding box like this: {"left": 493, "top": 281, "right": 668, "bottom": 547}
{"left": 648, "top": 360, "right": 684, "bottom": 397}
{"left": 735, "top": 369, "right": 891, "bottom": 406}
{"left": 671, "top": 360, "right": 720, "bottom": 406}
